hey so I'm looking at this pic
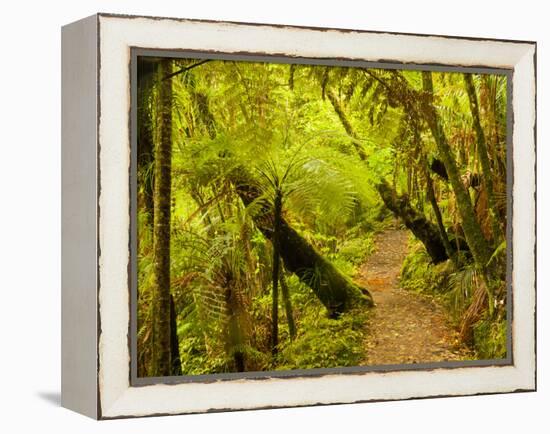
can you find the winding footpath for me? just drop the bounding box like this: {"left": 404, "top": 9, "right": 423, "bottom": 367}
{"left": 356, "top": 229, "right": 471, "bottom": 366}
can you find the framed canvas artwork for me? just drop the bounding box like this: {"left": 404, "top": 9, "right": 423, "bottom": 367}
{"left": 61, "top": 13, "right": 536, "bottom": 419}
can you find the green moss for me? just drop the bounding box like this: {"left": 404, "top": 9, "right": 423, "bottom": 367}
{"left": 276, "top": 308, "right": 368, "bottom": 370}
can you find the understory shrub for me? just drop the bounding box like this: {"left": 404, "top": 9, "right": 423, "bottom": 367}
{"left": 400, "top": 239, "right": 507, "bottom": 360}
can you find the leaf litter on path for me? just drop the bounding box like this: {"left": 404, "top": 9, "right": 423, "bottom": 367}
{"left": 355, "top": 229, "right": 472, "bottom": 366}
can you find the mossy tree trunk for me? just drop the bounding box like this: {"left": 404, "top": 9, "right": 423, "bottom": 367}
{"left": 225, "top": 281, "right": 246, "bottom": 372}
{"left": 149, "top": 59, "right": 174, "bottom": 377}
{"left": 137, "top": 58, "right": 157, "bottom": 229}
{"left": 327, "top": 89, "right": 368, "bottom": 161}
{"left": 421, "top": 72, "right": 492, "bottom": 269}
{"left": 176, "top": 80, "right": 373, "bottom": 316}
{"left": 463, "top": 73, "right": 503, "bottom": 241}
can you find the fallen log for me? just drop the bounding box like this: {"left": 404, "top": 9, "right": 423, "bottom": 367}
{"left": 234, "top": 174, "right": 374, "bottom": 316}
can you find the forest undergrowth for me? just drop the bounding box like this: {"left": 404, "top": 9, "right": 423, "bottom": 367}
{"left": 136, "top": 58, "right": 509, "bottom": 376}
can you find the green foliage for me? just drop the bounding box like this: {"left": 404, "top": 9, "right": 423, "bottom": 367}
{"left": 277, "top": 310, "right": 367, "bottom": 369}
{"left": 400, "top": 239, "right": 507, "bottom": 360}
{"left": 137, "top": 56, "right": 508, "bottom": 376}
{"left": 473, "top": 316, "right": 507, "bottom": 359}
{"left": 336, "top": 235, "right": 374, "bottom": 267}
{"left": 272, "top": 274, "right": 368, "bottom": 369}
{"left": 400, "top": 240, "right": 452, "bottom": 293}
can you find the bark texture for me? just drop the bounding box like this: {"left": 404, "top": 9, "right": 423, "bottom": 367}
{"left": 377, "top": 180, "right": 449, "bottom": 264}
{"left": 137, "top": 58, "right": 157, "bottom": 228}
{"left": 150, "top": 59, "right": 173, "bottom": 377}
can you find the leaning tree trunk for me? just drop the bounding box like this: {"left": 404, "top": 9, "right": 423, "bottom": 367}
{"left": 424, "top": 166, "right": 457, "bottom": 265}
{"left": 463, "top": 73, "right": 503, "bottom": 241}
{"left": 421, "top": 72, "right": 492, "bottom": 269}
{"left": 149, "top": 59, "right": 174, "bottom": 377}
{"left": 327, "top": 86, "right": 451, "bottom": 265}
{"left": 327, "top": 89, "right": 368, "bottom": 161}
{"left": 234, "top": 179, "right": 373, "bottom": 317}
{"left": 377, "top": 180, "right": 449, "bottom": 264}
{"left": 174, "top": 80, "right": 373, "bottom": 316}
{"left": 422, "top": 72, "right": 495, "bottom": 312}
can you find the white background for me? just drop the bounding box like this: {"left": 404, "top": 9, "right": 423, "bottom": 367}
{"left": 0, "top": 1, "right": 546, "bottom": 432}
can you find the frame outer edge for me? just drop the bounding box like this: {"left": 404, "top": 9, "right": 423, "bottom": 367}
{"left": 61, "top": 13, "right": 99, "bottom": 419}
{"left": 95, "top": 13, "right": 537, "bottom": 419}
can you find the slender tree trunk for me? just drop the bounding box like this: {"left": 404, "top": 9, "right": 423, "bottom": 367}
{"left": 271, "top": 192, "right": 282, "bottom": 355}
{"left": 279, "top": 267, "right": 296, "bottom": 340}
{"left": 421, "top": 72, "right": 492, "bottom": 268}
{"left": 150, "top": 59, "right": 173, "bottom": 377}
{"left": 463, "top": 73, "right": 503, "bottom": 241}
{"left": 425, "top": 167, "right": 457, "bottom": 265}
{"left": 288, "top": 64, "right": 296, "bottom": 90}
{"left": 137, "top": 59, "right": 157, "bottom": 228}
{"left": 169, "top": 295, "right": 182, "bottom": 375}
{"left": 327, "top": 89, "right": 368, "bottom": 161}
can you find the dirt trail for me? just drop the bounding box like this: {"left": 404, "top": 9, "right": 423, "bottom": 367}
{"left": 356, "top": 229, "right": 471, "bottom": 365}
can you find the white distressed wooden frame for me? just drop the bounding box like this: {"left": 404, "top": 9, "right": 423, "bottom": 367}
{"left": 61, "top": 13, "right": 536, "bottom": 419}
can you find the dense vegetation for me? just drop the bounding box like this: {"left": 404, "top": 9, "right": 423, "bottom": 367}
{"left": 136, "top": 57, "right": 508, "bottom": 377}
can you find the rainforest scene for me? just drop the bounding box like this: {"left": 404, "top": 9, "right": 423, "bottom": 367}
{"left": 136, "top": 56, "right": 509, "bottom": 377}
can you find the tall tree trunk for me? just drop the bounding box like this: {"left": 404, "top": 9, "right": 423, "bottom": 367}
{"left": 463, "top": 73, "right": 503, "bottom": 241}
{"left": 149, "top": 59, "right": 173, "bottom": 377}
{"left": 421, "top": 72, "right": 492, "bottom": 268}
{"left": 270, "top": 192, "right": 282, "bottom": 355}
{"left": 279, "top": 267, "right": 296, "bottom": 340}
{"left": 422, "top": 72, "right": 495, "bottom": 312}
{"left": 137, "top": 58, "right": 157, "bottom": 228}
{"left": 377, "top": 180, "right": 450, "bottom": 264}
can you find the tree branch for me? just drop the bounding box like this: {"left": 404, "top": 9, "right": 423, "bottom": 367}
{"left": 163, "top": 59, "right": 212, "bottom": 81}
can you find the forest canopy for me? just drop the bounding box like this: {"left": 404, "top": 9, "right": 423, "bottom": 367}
{"left": 136, "top": 56, "right": 508, "bottom": 377}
